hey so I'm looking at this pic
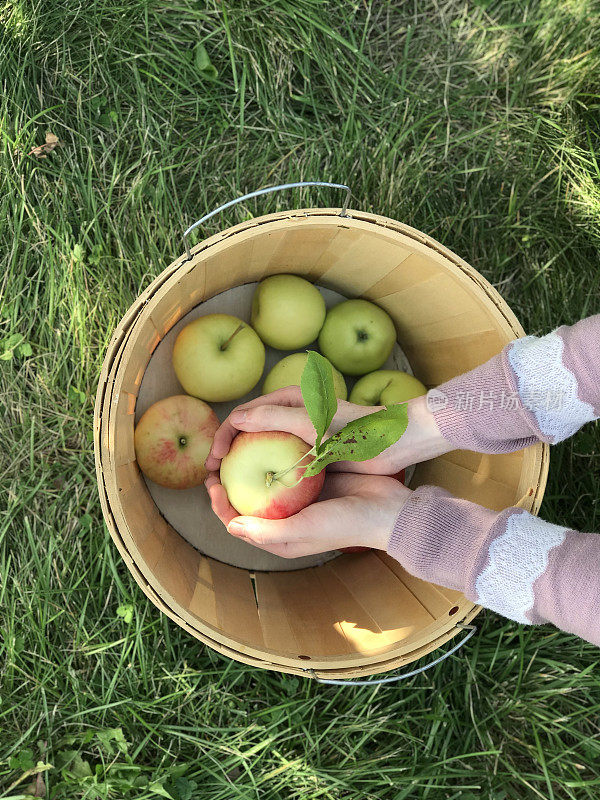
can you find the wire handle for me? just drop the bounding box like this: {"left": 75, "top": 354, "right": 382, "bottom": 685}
{"left": 182, "top": 181, "right": 351, "bottom": 262}
{"left": 306, "top": 624, "right": 477, "bottom": 686}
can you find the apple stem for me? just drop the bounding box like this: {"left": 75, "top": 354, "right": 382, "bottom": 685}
{"left": 279, "top": 476, "right": 304, "bottom": 489}
{"left": 271, "top": 446, "right": 316, "bottom": 484}
{"left": 220, "top": 323, "right": 244, "bottom": 351}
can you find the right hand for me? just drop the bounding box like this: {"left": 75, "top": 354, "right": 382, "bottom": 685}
{"left": 205, "top": 386, "right": 453, "bottom": 475}
{"left": 205, "top": 470, "right": 412, "bottom": 558}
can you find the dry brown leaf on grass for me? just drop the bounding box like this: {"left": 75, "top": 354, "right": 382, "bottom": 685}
{"left": 26, "top": 769, "right": 47, "bottom": 797}
{"left": 26, "top": 741, "right": 48, "bottom": 797}
{"left": 5, "top": 763, "right": 51, "bottom": 797}
{"left": 27, "top": 131, "right": 61, "bottom": 157}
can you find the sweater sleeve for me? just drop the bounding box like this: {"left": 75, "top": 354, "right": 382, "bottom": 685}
{"left": 387, "top": 485, "right": 600, "bottom": 646}
{"left": 428, "top": 315, "right": 600, "bottom": 453}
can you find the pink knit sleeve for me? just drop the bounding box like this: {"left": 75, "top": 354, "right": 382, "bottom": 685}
{"left": 387, "top": 485, "right": 600, "bottom": 646}
{"left": 428, "top": 315, "right": 600, "bottom": 452}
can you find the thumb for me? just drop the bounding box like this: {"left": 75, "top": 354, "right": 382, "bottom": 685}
{"left": 229, "top": 404, "right": 315, "bottom": 443}
{"left": 227, "top": 514, "right": 304, "bottom": 546}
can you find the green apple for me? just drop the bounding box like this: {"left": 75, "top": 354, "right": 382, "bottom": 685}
{"left": 251, "top": 274, "right": 326, "bottom": 350}
{"left": 134, "top": 395, "right": 219, "bottom": 489}
{"left": 172, "top": 314, "right": 265, "bottom": 402}
{"left": 262, "top": 352, "right": 347, "bottom": 400}
{"left": 220, "top": 431, "right": 325, "bottom": 518}
{"left": 318, "top": 299, "right": 396, "bottom": 376}
{"left": 350, "top": 370, "right": 427, "bottom": 405}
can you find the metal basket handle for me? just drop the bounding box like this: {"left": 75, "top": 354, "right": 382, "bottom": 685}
{"left": 182, "top": 181, "right": 351, "bottom": 262}
{"left": 306, "top": 624, "right": 477, "bottom": 686}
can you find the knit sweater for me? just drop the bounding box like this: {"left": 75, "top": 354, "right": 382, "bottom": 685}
{"left": 387, "top": 315, "right": 600, "bottom": 645}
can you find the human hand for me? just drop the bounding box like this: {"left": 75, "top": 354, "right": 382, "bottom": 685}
{"left": 205, "top": 470, "right": 411, "bottom": 558}
{"left": 205, "top": 386, "right": 452, "bottom": 476}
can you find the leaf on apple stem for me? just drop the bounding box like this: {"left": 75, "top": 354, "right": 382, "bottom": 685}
{"left": 301, "top": 403, "right": 409, "bottom": 478}
{"left": 300, "top": 350, "right": 338, "bottom": 454}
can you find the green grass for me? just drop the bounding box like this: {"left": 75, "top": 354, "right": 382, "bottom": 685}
{"left": 1, "top": 0, "right": 600, "bottom": 797}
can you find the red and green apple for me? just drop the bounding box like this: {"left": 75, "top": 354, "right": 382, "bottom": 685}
{"left": 134, "top": 394, "right": 219, "bottom": 489}
{"left": 220, "top": 430, "right": 325, "bottom": 519}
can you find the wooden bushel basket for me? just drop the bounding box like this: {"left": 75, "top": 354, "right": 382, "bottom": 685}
{"left": 94, "top": 183, "right": 549, "bottom": 682}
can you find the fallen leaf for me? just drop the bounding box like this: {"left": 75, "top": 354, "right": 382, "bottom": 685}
{"left": 32, "top": 766, "right": 46, "bottom": 797}
{"left": 4, "top": 761, "right": 52, "bottom": 797}
{"left": 28, "top": 131, "right": 61, "bottom": 158}
{"left": 33, "top": 742, "right": 48, "bottom": 796}
{"left": 226, "top": 766, "right": 241, "bottom": 781}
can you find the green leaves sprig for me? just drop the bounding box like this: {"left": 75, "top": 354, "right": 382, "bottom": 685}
{"left": 273, "top": 351, "right": 408, "bottom": 484}
{"left": 302, "top": 403, "right": 408, "bottom": 478}
{"left": 300, "top": 350, "right": 338, "bottom": 454}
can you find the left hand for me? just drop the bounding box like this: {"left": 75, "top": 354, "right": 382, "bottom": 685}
{"left": 205, "top": 387, "right": 451, "bottom": 476}
{"left": 205, "top": 471, "right": 411, "bottom": 558}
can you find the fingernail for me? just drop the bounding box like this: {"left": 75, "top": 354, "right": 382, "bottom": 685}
{"left": 228, "top": 521, "right": 246, "bottom": 537}
{"left": 230, "top": 410, "right": 247, "bottom": 424}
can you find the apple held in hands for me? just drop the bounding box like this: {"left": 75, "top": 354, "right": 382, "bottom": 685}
{"left": 251, "top": 274, "right": 326, "bottom": 350}
{"left": 134, "top": 395, "right": 219, "bottom": 489}
{"left": 220, "top": 431, "right": 325, "bottom": 519}
{"left": 349, "top": 370, "right": 427, "bottom": 405}
{"left": 172, "top": 314, "right": 265, "bottom": 402}
{"left": 318, "top": 299, "right": 396, "bottom": 376}
{"left": 263, "top": 352, "right": 347, "bottom": 400}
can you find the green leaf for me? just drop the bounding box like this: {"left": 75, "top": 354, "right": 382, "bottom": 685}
{"left": 95, "top": 728, "right": 128, "bottom": 756}
{"left": 2, "top": 332, "right": 23, "bottom": 358}
{"left": 155, "top": 776, "right": 198, "bottom": 800}
{"left": 57, "top": 749, "right": 93, "bottom": 779}
{"left": 282, "top": 677, "right": 299, "bottom": 694}
{"left": 90, "top": 95, "right": 106, "bottom": 111}
{"left": 68, "top": 386, "right": 86, "bottom": 405}
{"left": 88, "top": 244, "right": 103, "bottom": 265}
{"left": 19, "top": 342, "right": 32, "bottom": 357}
{"left": 194, "top": 44, "right": 218, "bottom": 80}
{"left": 174, "top": 777, "right": 197, "bottom": 800}
{"left": 116, "top": 603, "right": 134, "bottom": 624}
{"left": 300, "top": 351, "right": 337, "bottom": 454}
{"left": 302, "top": 404, "right": 409, "bottom": 477}
{"left": 3, "top": 333, "right": 23, "bottom": 347}
{"left": 79, "top": 513, "right": 93, "bottom": 531}
{"left": 9, "top": 749, "right": 35, "bottom": 772}
{"left": 148, "top": 783, "right": 173, "bottom": 799}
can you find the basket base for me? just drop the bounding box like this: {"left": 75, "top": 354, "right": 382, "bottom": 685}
{"left": 135, "top": 283, "right": 414, "bottom": 571}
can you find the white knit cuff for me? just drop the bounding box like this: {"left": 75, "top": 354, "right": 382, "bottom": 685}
{"left": 507, "top": 332, "right": 598, "bottom": 443}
